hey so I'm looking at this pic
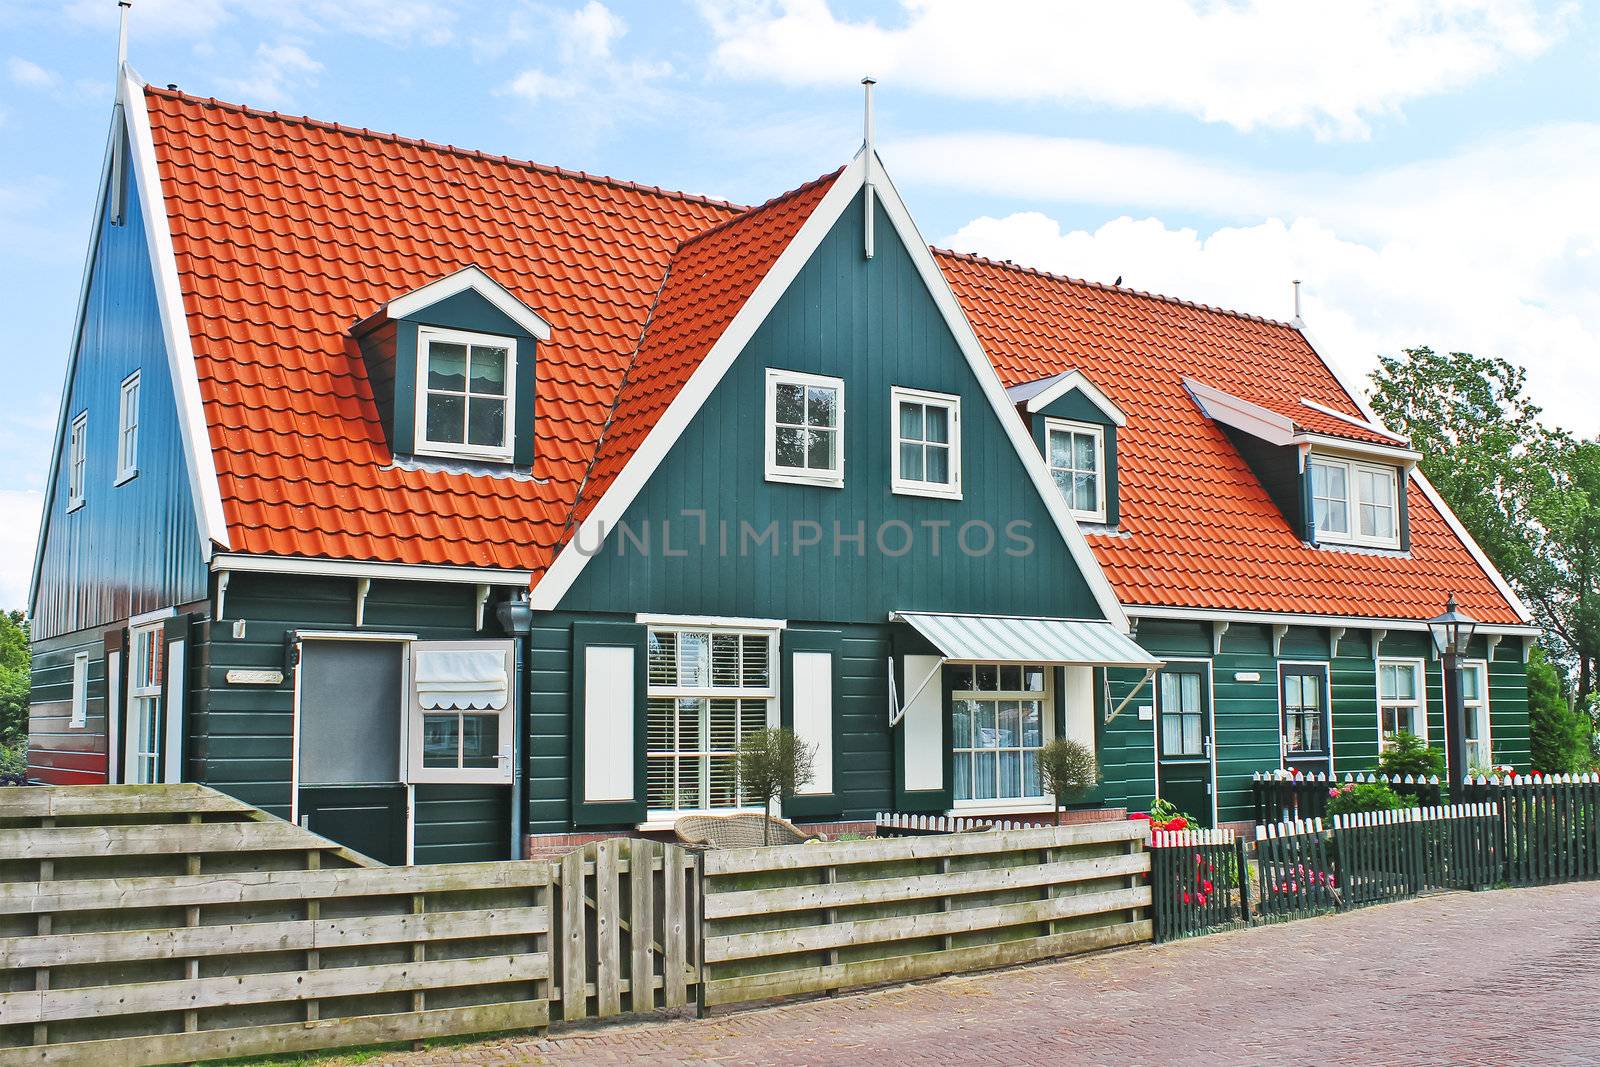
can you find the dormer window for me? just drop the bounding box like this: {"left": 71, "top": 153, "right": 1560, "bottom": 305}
{"left": 416, "top": 326, "right": 515, "bottom": 462}
{"left": 1309, "top": 455, "right": 1399, "bottom": 549}
{"left": 1045, "top": 418, "right": 1106, "bottom": 523}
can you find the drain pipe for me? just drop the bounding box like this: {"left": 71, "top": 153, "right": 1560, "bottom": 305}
{"left": 497, "top": 593, "right": 536, "bottom": 860}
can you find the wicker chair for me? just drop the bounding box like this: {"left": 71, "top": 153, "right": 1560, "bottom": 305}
{"left": 673, "top": 813, "right": 820, "bottom": 851}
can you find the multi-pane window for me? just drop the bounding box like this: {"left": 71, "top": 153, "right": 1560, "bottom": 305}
{"left": 1159, "top": 671, "right": 1205, "bottom": 757}
{"left": 417, "top": 327, "right": 514, "bottom": 461}
{"left": 765, "top": 369, "right": 843, "bottom": 486}
{"left": 1282, "top": 669, "right": 1325, "bottom": 753}
{"left": 116, "top": 372, "right": 140, "bottom": 483}
{"left": 951, "top": 665, "right": 1050, "bottom": 803}
{"left": 409, "top": 643, "right": 513, "bottom": 783}
{"left": 1462, "top": 660, "right": 1491, "bottom": 769}
{"left": 1378, "top": 659, "right": 1426, "bottom": 748}
{"left": 1045, "top": 419, "right": 1105, "bottom": 522}
{"left": 1310, "top": 456, "right": 1401, "bottom": 548}
{"left": 68, "top": 412, "right": 87, "bottom": 510}
{"left": 128, "top": 624, "right": 163, "bottom": 784}
{"left": 646, "top": 629, "right": 775, "bottom": 812}
{"left": 891, "top": 387, "right": 960, "bottom": 498}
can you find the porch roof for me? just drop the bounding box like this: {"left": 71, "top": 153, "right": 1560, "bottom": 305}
{"left": 892, "top": 612, "right": 1161, "bottom": 669}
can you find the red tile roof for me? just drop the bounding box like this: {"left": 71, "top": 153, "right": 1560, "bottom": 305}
{"left": 936, "top": 252, "right": 1523, "bottom": 624}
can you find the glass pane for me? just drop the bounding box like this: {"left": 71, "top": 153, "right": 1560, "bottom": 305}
{"left": 711, "top": 633, "right": 742, "bottom": 687}
{"left": 806, "top": 427, "right": 836, "bottom": 471}
{"left": 648, "top": 755, "right": 673, "bottom": 809}
{"left": 1381, "top": 707, "right": 1398, "bottom": 736}
{"left": 647, "top": 697, "right": 675, "bottom": 752}
{"left": 648, "top": 633, "right": 675, "bottom": 687}
{"left": 1161, "top": 712, "right": 1183, "bottom": 755}
{"left": 899, "top": 442, "right": 924, "bottom": 482}
{"left": 1461, "top": 665, "right": 1482, "bottom": 701}
{"left": 422, "top": 713, "right": 458, "bottom": 768}
{"left": 1049, "top": 430, "right": 1071, "bottom": 468}
{"left": 954, "top": 752, "right": 973, "bottom": 801}
{"left": 1073, "top": 432, "right": 1096, "bottom": 470}
{"left": 775, "top": 382, "right": 804, "bottom": 424}
{"left": 775, "top": 427, "right": 804, "bottom": 468}
{"left": 1287, "top": 715, "right": 1304, "bottom": 751}
{"left": 707, "top": 699, "right": 739, "bottom": 751}
{"left": 677, "top": 698, "right": 702, "bottom": 752}
{"left": 1304, "top": 713, "right": 1322, "bottom": 751}
{"left": 1181, "top": 673, "right": 1201, "bottom": 713}
{"left": 709, "top": 755, "right": 740, "bottom": 807}
{"left": 925, "top": 444, "right": 949, "bottom": 484}
{"left": 426, "top": 393, "right": 464, "bottom": 444}
{"left": 806, "top": 385, "right": 837, "bottom": 428}
{"left": 1000, "top": 665, "right": 1022, "bottom": 692}
{"left": 461, "top": 714, "right": 498, "bottom": 768}
{"left": 1052, "top": 469, "right": 1073, "bottom": 499}
{"left": 742, "top": 634, "right": 770, "bottom": 687}
{"left": 998, "top": 701, "right": 1020, "bottom": 747}
{"left": 924, "top": 405, "right": 948, "bottom": 443}
{"left": 677, "top": 633, "right": 709, "bottom": 687}
{"left": 949, "top": 665, "right": 975, "bottom": 692}
{"left": 899, "top": 401, "right": 924, "bottom": 441}
{"left": 1074, "top": 473, "right": 1097, "bottom": 512}
{"left": 1182, "top": 712, "right": 1203, "bottom": 755}
{"left": 469, "top": 345, "right": 509, "bottom": 395}
{"left": 677, "top": 757, "right": 702, "bottom": 809}
{"left": 427, "top": 341, "right": 467, "bottom": 390}
{"left": 976, "top": 702, "right": 998, "bottom": 748}
{"left": 1160, "top": 673, "right": 1180, "bottom": 710}
{"left": 952, "top": 699, "right": 974, "bottom": 748}
{"left": 1022, "top": 750, "right": 1041, "bottom": 797}
{"left": 1023, "top": 667, "right": 1045, "bottom": 692}
{"left": 1465, "top": 708, "right": 1481, "bottom": 741}
{"left": 975, "top": 664, "right": 998, "bottom": 691}
{"left": 1021, "top": 702, "right": 1042, "bottom": 746}
{"left": 974, "top": 751, "right": 997, "bottom": 800}
{"left": 466, "top": 397, "right": 506, "bottom": 447}
{"left": 999, "top": 749, "right": 1021, "bottom": 799}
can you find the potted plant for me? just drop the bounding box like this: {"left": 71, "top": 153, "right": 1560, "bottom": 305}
{"left": 1038, "top": 737, "right": 1101, "bottom": 825}
{"left": 736, "top": 727, "right": 817, "bottom": 845}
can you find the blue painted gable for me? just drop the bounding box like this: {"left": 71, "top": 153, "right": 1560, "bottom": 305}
{"left": 559, "top": 188, "right": 1105, "bottom": 624}
{"left": 31, "top": 129, "right": 208, "bottom": 639}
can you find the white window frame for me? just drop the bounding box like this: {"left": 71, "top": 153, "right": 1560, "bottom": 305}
{"left": 69, "top": 651, "right": 90, "bottom": 729}
{"left": 405, "top": 639, "right": 515, "bottom": 786}
{"left": 764, "top": 368, "right": 844, "bottom": 488}
{"left": 890, "top": 386, "right": 961, "bottom": 499}
{"left": 1377, "top": 656, "right": 1428, "bottom": 750}
{"left": 126, "top": 623, "right": 164, "bottom": 784}
{"left": 1462, "top": 659, "right": 1492, "bottom": 770}
{"left": 116, "top": 371, "right": 140, "bottom": 484}
{"left": 645, "top": 625, "right": 779, "bottom": 818}
{"left": 950, "top": 664, "right": 1055, "bottom": 810}
{"left": 67, "top": 411, "right": 88, "bottom": 511}
{"left": 1310, "top": 454, "right": 1401, "bottom": 549}
{"left": 1044, "top": 417, "right": 1107, "bottom": 523}
{"left": 414, "top": 325, "right": 517, "bottom": 463}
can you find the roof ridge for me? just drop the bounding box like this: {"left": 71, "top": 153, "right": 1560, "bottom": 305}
{"left": 144, "top": 84, "right": 749, "bottom": 214}
{"left": 673, "top": 165, "right": 846, "bottom": 254}
{"left": 932, "top": 246, "right": 1296, "bottom": 330}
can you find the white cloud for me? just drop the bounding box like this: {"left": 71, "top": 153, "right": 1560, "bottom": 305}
{"left": 700, "top": 0, "right": 1568, "bottom": 138}
{"left": 499, "top": 2, "right": 672, "bottom": 122}
{"left": 0, "top": 490, "right": 42, "bottom": 612}
{"left": 7, "top": 57, "right": 59, "bottom": 90}
{"left": 219, "top": 42, "right": 323, "bottom": 108}
{"left": 926, "top": 125, "right": 1600, "bottom": 435}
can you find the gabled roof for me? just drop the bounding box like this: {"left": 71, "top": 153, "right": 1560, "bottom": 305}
{"left": 936, "top": 251, "right": 1527, "bottom": 626}
{"left": 1007, "top": 370, "right": 1127, "bottom": 426}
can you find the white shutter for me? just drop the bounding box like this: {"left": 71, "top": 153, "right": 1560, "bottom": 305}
{"left": 69, "top": 653, "right": 89, "bottom": 729}
{"left": 162, "top": 638, "right": 186, "bottom": 783}
{"left": 1064, "top": 665, "right": 1096, "bottom": 749}
{"left": 105, "top": 650, "right": 122, "bottom": 784}
{"left": 903, "top": 654, "right": 943, "bottom": 792}
{"left": 584, "top": 645, "right": 636, "bottom": 802}
{"left": 792, "top": 651, "right": 833, "bottom": 795}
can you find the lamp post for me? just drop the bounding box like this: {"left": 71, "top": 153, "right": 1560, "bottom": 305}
{"left": 1429, "top": 594, "right": 1478, "bottom": 793}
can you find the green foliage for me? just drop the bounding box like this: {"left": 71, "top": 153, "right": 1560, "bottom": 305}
{"left": 0, "top": 611, "right": 29, "bottom": 749}
{"left": 1377, "top": 731, "right": 1446, "bottom": 782}
{"left": 736, "top": 727, "right": 816, "bottom": 843}
{"left": 1326, "top": 781, "right": 1404, "bottom": 817}
{"left": 1148, "top": 797, "right": 1198, "bottom": 827}
{"left": 1037, "top": 738, "right": 1099, "bottom": 824}
{"left": 1528, "top": 645, "right": 1594, "bottom": 773}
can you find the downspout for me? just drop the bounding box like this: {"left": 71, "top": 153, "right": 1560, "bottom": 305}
{"left": 497, "top": 593, "right": 535, "bottom": 860}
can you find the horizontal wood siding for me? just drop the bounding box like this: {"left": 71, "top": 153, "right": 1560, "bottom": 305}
{"left": 31, "top": 129, "right": 208, "bottom": 641}
{"left": 1485, "top": 639, "right": 1531, "bottom": 769}
{"left": 414, "top": 785, "right": 511, "bottom": 865}
{"left": 26, "top": 628, "right": 108, "bottom": 784}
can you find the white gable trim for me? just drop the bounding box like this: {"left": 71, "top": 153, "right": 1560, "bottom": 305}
{"left": 379, "top": 265, "right": 553, "bottom": 341}
{"left": 122, "top": 65, "right": 231, "bottom": 554}
{"left": 1299, "top": 398, "right": 1408, "bottom": 443}
{"left": 1021, "top": 371, "right": 1127, "bottom": 426}
{"left": 1185, "top": 378, "right": 1298, "bottom": 446}
{"left": 1293, "top": 321, "right": 1534, "bottom": 625}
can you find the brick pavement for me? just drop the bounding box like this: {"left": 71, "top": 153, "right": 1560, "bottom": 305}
{"left": 388, "top": 882, "right": 1599, "bottom": 1066}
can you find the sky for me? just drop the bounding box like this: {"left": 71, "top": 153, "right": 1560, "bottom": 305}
{"left": 0, "top": 0, "right": 1597, "bottom": 611}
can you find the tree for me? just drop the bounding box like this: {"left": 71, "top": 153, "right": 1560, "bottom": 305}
{"left": 1527, "top": 645, "right": 1594, "bottom": 773}
{"left": 1377, "top": 731, "right": 1445, "bottom": 785}
{"left": 736, "top": 727, "right": 816, "bottom": 845}
{"left": 0, "top": 611, "right": 29, "bottom": 750}
{"left": 1037, "top": 738, "right": 1100, "bottom": 825}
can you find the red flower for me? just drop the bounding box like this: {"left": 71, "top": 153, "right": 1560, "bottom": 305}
{"left": 1129, "top": 812, "right": 1152, "bottom": 821}
{"left": 1196, "top": 893, "right": 1208, "bottom": 905}
{"left": 1166, "top": 817, "right": 1188, "bottom": 831}
{"left": 1202, "top": 880, "right": 1214, "bottom": 893}
{"left": 1182, "top": 891, "right": 1192, "bottom": 905}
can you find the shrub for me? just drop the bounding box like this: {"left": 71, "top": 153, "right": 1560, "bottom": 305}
{"left": 1529, "top": 646, "right": 1593, "bottom": 773}
{"left": 1326, "top": 781, "right": 1403, "bottom": 817}
{"left": 1038, "top": 737, "right": 1100, "bottom": 824}
{"left": 1378, "top": 731, "right": 1445, "bottom": 783}
{"left": 736, "top": 727, "right": 816, "bottom": 844}
{"left": 0, "top": 740, "right": 27, "bottom": 786}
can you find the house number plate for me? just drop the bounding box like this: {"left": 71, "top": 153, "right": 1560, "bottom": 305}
{"left": 226, "top": 669, "right": 285, "bottom": 686}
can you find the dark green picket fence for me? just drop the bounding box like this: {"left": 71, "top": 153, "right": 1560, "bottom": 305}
{"left": 1254, "top": 817, "right": 1340, "bottom": 921}
{"left": 1461, "top": 774, "right": 1600, "bottom": 886}
{"left": 1331, "top": 804, "right": 1500, "bottom": 908}
{"left": 1150, "top": 828, "right": 1247, "bottom": 942}
{"left": 1251, "top": 771, "right": 1443, "bottom": 826}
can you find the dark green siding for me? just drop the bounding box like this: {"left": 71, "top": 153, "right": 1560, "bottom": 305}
{"left": 1029, "top": 390, "right": 1119, "bottom": 526}
{"left": 27, "top": 629, "right": 108, "bottom": 784}
{"left": 558, "top": 190, "right": 1102, "bottom": 624}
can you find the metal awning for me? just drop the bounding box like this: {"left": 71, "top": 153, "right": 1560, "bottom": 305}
{"left": 892, "top": 611, "right": 1161, "bottom": 669}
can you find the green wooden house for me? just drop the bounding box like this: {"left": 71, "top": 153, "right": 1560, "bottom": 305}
{"left": 27, "top": 70, "right": 1538, "bottom": 862}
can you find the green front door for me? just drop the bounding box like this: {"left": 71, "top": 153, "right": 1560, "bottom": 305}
{"left": 1156, "top": 665, "right": 1213, "bottom": 825}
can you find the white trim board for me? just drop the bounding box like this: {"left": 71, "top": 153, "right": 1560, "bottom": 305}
{"left": 375, "top": 265, "right": 552, "bottom": 341}
{"left": 1016, "top": 370, "right": 1126, "bottom": 426}
{"left": 211, "top": 552, "right": 533, "bottom": 587}
{"left": 1126, "top": 603, "right": 1540, "bottom": 638}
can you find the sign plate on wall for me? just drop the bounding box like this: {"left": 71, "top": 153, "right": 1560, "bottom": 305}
{"left": 226, "top": 668, "right": 284, "bottom": 686}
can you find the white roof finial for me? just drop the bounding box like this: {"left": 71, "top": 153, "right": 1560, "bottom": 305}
{"left": 862, "top": 76, "right": 877, "bottom": 262}
{"left": 1292, "top": 279, "right": 1303, "bottom": 325}
{"left": 117, "top": 0, "right": 132, "bottom": 69}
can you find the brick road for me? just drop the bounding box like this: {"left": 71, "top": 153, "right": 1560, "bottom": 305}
{"left": 389, "top": 882, "right": 1599, "bottom": 1066}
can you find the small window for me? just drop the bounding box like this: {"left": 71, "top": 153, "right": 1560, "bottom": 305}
{"left": 70, "top": 652, "right": 90, "bottom": 729}
{"left": 116, "top": 372, "right": 140, "bottom": 484}
{"left": 68, "top": 412, "right": 87, "bottom": 510}
{"left": 950, "top": 664, "right": 1052, "bottom": 804}
{"left": 1378, "top": 658, "right": 1427, "bottom": 749}
{"left": 1045, "top": 418, "right": 1105, "bottom": 522}
{"left": 1159, "top": 670, "right": 1205, "bottom": 757}
{"left": 128, "top": 624, "right": 164, "bottom": 784}
{"left": 407, "top": 641, "right": 515, "bottom": 784}
{"left": 1310, "top": 455, "right": 1401, "bottom": 549}
{"left": 765, "top": 369, "right": 843, "bottom": 487}
{"left": 415, "top": 327, "right": 515, "bottom": 461}
{"left": 891, "top": 387, "right": 960, "bottom": 499}
{"left": 1462, "top": 660, "right": 1491, "bottom": 770}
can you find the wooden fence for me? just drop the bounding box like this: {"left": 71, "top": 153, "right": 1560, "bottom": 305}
{"left": 1252, "top": 771, "right": 1442, "bottom": 826}
{"left": 1252, "top": 818, "right": 1340, "bottom": 921}
{"left": 1149, "top": 827, "right": 1247, "bottom": 942}
{"left": 873, "top": 812, "right": 1053, "bottom": 836}
{"left": 699, "top": 822, "right": 1151, "bottom": 1010}
{"left": 1332, "top": 804, "right": 1500, "bottom": 909}
{"left": 1462, "top": 774, "right": 1600, "bottom": 886}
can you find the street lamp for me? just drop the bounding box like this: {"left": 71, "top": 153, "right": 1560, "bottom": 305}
{"left": 1429, "top": 594, "right": 1478, "bottom": 791}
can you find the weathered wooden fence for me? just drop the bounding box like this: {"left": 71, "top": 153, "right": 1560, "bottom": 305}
{"left": 699, "top": 822, "right": 1151, "bottom": 1010}
{"left": 1252, "top": 771, "right": 1443, "bottom": 826}
{"left": 1150, "top": 827, "right": 1247, "bottom": 942}
{"left": 1462, "top": 774, "right": 1600, "bottom": 886}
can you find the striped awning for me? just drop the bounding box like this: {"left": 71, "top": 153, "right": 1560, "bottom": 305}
{"left": 893, "top": 612, "right": 1161, "bottom": 669}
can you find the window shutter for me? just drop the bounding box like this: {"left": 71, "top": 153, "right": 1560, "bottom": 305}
{"left": 571, "top": 621, "right": 648, "bottom": 827}
{"left": 162, "top": 615, "right": 190, "bottom": 784}
{"left": 780, "top": 628, "right": 843, "bottom": 819}
{"left": 894, "top": 649, "right": 952, "bottom": 813}
{"left": 103, "top": 626, "right": 124, "bottom": 784}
